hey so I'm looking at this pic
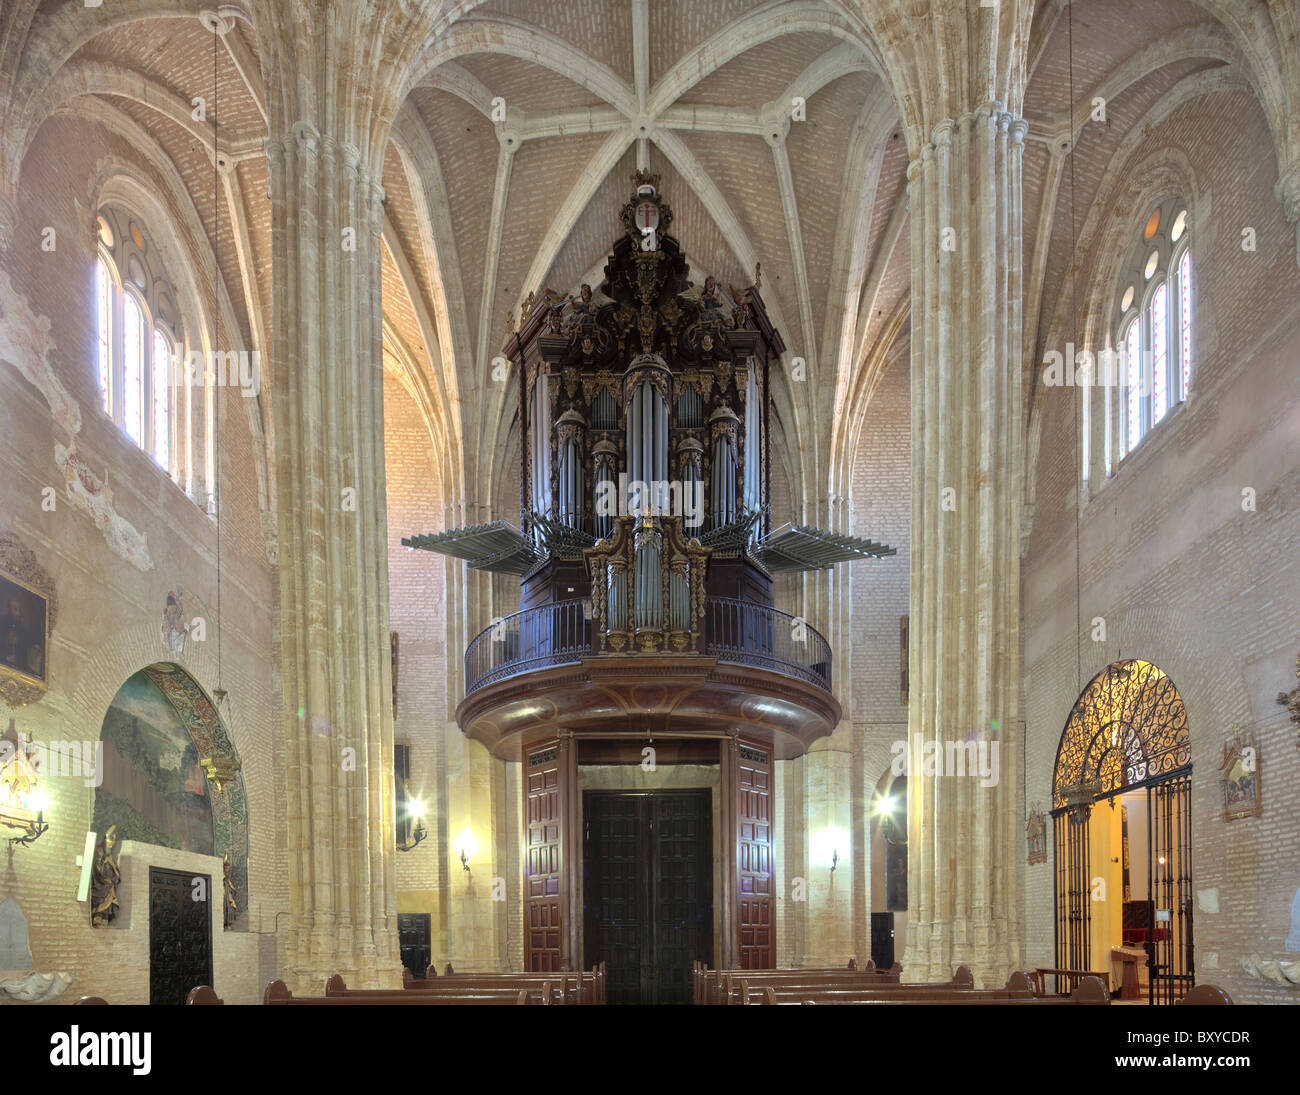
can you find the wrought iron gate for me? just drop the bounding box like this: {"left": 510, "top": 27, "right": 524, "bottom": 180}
{"left": 1053, "top": 771, "right": 1193, "bottom": 1002}
{"left": 1148, "top": 773, "right": 1194, "bottom": 1004}
{"left": 1053, "top": 802, "right": 1092, "bottom": 990}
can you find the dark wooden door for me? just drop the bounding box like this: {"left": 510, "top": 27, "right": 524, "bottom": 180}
{"left": 870, "top": 911, "right": 895, "bottom": 969}
{"left": 397, "top": 913, "right": 431, "bottom": 980}
{"left": 583, "top": 790, "right": 712, "bottom": 1004}
{"left": 149, "top": 867, "right": 213, "bottom": 1006}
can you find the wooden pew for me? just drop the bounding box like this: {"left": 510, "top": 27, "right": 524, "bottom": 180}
{"left": 693, "top": 958, "right": 901, "bottom": 1005}
{"left": 1031, "top": 967, "right": 1111, "bottom": 997}
{"left": 327, "top": 973, "right": 567, "bottom": 1005}
{"left": 1178, "top": 984, "right": 1234, "bottom": 1005}
{"left": 718, "top": 964, "right": 965, "bottom": 1005}
{"left": 781, "top": 973, "right": 1113, "bottom": 1006}
{"left": 404, "top": 963, "right": 606, "bottom": 1004}
{"left": 263, "top": 978, "right": 534, "bottom": 1005}
{"left": 185, "top": 986, "right": 224, "bottom": 1005}
{"left": 744, "top": 968, "right": 1023, "bottom": 1006}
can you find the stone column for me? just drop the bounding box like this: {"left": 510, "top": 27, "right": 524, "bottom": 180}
{"left": 267, "top": 118, "right": 401, "bottom": 990}
{"left": 899, "top": 105, "right": 1027, "bottom": 988}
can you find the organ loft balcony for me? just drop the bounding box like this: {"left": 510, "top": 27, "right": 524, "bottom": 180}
{"left": 404, "top": 172, "right": 894, "bottom": 761}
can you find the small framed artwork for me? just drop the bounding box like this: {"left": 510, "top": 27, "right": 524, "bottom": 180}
{"left": 1026, "top": 805, "right": 1047, "bottom": 865}
{"left": 0, "top": 571, "right": 49, "bottom": 688}
{"left": 1220, "top": 726, "right": 1261, "bottom": 823}
{"left": 900, "top": 615, "right": 909, "bottom": 705}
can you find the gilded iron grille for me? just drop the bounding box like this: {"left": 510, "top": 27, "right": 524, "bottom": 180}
{"left": 1051, "top": 659, "right": 1190, "bottom": 810}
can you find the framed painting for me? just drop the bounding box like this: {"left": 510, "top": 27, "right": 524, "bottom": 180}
{"left": 0, "top": 533, "right": 55, "bottom": 709}
{"left": 1220, "top": 726, "right": 1261, "bottom": 823}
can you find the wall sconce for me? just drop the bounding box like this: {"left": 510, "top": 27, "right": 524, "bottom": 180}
{"left": 457, "top": 826, "right": 479, "bottom": 883}
{"left": 7, "top": 789, "right": 50, "bottom": 849}
{"left": 397, "top": 799, "right": 427, "bottom": 852}
{"left": 873, "top": 794, "right": 896, "bottom": 817}
{"left": 811, "top": 826, "right": 844, "bottom": 873}
{"left": 0, "top": 723, "right": 49, "bottom": 848}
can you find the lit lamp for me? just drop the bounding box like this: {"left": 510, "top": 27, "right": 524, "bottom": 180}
{"left": 397, "top": 799, "right": 427, "bottom": 852}
{"left": 457, "top": 826, "right": 479, "bottom": 883}
{"left": 811, "top": 827, "right": 845, "bottom": 873}
{"left": 0, "top": 722, "right": 48, "bottom": 848}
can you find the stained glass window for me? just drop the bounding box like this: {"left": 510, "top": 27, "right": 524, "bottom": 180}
{"left": 1151, "top": 281, "right": 1168, "bottom": 426}
{"left": 94, "top": 209, "right": 199, "bottom": 499}
{"left": 123, "top": 292, "right": 145, "bottom": 445}
{"left": 152, "top": 328, "right": 171, "bottom": 472}
{"left": 96, "top": 258, "right": 112, "bottom": 413}
{"left": 1178, "top": 250, "right": 1191, "bottom": 401}
{"left": 1115, "top": 200, "right": 1192, "bottom": 465}
{"left": 1125, "top": 319, "right": 1140, "bottom": 454}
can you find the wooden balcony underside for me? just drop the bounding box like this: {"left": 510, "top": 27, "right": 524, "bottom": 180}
{"left": 455, "top": 654, "right": 841, "bottom": 760}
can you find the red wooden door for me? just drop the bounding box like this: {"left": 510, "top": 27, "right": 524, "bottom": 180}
{"left": 525, "top": 741, "right": 564, "bottom": 970}
{"left": 737, "top": 741, "right": 773, "bottom": 968}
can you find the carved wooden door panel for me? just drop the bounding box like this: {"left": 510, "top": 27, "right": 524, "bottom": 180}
{"left": 525, "top": 741, "right": 564, "bottom": 971}
{"left": 149, "top": 867, "right": 212, "bottom": 1006}
{"left": 736, "top": 742, "right": 773, "bottom": 969}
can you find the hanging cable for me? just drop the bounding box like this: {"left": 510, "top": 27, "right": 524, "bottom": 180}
{"left": 1067, "top": 2, "right": 1082, "bottom": 702}
{"left": 211, "top": 20, "right": 223, "bottom": 701}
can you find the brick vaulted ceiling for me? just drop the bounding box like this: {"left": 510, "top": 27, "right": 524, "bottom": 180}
{"left": 5, "top": 0, "right": 1293, "bottom": 519}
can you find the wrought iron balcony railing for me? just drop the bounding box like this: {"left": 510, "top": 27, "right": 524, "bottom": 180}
{"left": 463, "top": 597, "right": 831, "bottom": 695}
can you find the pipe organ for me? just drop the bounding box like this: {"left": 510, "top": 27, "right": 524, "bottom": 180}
{"left": 404, "top": 170, "right": 895, "bottom": 758}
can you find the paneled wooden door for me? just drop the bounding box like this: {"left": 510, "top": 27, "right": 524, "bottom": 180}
{"left": 583, "top": 790, "right": 712, "bottom": 1004}
{"left": 148, "top": 867, "right": 213, "bottom": 1006}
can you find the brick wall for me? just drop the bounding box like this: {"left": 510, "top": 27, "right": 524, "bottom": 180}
{"left": 1022, "top": 86, "right": 1300, "bottom": 1003}
{"left": 0, "top": 115, "right": 284, "bottom": 1004}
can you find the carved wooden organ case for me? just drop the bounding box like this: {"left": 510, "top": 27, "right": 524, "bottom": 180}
{"left": 503, "top": 172, "right": 784, "bottom": 649}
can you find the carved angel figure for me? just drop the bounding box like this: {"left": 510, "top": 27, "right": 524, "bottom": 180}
{"left": 90, "top": 825, "right": 121, "bottom": 927}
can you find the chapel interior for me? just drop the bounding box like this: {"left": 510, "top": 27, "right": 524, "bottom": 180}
{"left": 0, "top": 0, "right": 1297, "bottom": 1009}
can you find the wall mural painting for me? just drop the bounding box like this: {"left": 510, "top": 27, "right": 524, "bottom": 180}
{"left": 91, "top": 665, "right": 248, "bottom": 923}
{"left": 92, "top": 670, "right": 214, "bottom": 855}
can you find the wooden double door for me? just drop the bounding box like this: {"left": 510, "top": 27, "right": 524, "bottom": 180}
{"left": 583, "top": 790, "right": 712, "bottom": 1005}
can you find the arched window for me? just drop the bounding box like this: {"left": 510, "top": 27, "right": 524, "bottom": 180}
{"left": 1113, "top": 199, "right": 1192, "bottom": 460}
{"left": 94, "top": 207, "right": 207, "bottom": 505}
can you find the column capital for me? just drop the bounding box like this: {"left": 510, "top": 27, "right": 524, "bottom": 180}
{"left": 0, "top": 192, "right": 16, "bottom": 252}
{"left": 1276, "top": 156, "right": 1300, "bottom": 267}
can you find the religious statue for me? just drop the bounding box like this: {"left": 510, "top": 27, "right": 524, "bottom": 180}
{"left": 698, "top": 277, "right": 734, "bottom": 331}
{"left": 222, "top": 853, "right": 239, "bottom": 929}
{"left": 161, "top": 588, "right": 187, "bottom": 655}
{"left": 1277, "top": 653, "right": 1300, "bottom": 749}
{"left": 561, "top": 283, "right": 599, "bottom": 338}
{"left": 90, "top": 825, "right": 121, "bottom": 927}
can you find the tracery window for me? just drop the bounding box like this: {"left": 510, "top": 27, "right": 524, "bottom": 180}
{"left": 94, "top": 206, "right": 207, "bottom": 503}
{"left": 1113, "top": 199, "right": 1192, "bottom": 460}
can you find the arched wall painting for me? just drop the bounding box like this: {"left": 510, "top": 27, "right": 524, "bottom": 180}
{"left": 91, "top": 664, "right": 248, "bottom": 921}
